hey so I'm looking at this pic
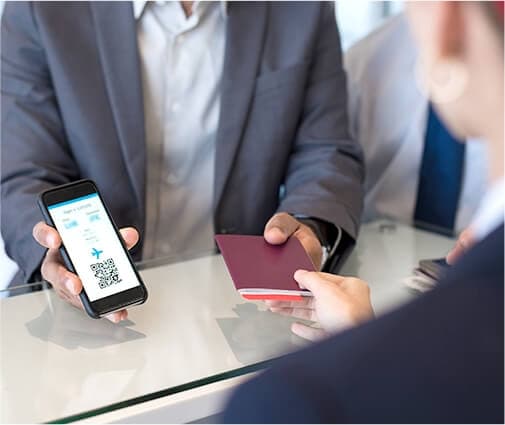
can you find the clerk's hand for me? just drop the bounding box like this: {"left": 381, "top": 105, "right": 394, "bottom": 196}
{"left": 446, "top": 227, "right": 474, "bottom": 265}
{"left": 32, "top": 222, "right": 139, "bottom": 323}
{"left": 264, "top": 212, "right": 323, "bottom": 270}
{"left": 267, "top": 270, "right": 374, "bottom": 341}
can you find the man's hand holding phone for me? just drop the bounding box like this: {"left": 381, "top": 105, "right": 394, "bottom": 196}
{"left": 33, "top": 221, "right": 139, "bottom": 323}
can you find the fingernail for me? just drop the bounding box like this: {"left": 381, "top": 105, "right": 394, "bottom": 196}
{"left": 294, "top": 269, "right": 308, "bottom": 278}
{"left": 44, "top": 232, "right": 53, "bottom": 246}
{"left": 272, "top": 226, "right": 285, "bottom": 236}
{"left": 49, "top": 232, "right": 61, "bottom": 247}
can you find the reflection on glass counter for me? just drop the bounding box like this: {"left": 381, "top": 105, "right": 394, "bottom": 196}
{"left": 0, "top": 221, "right": 455, "bottom": 423}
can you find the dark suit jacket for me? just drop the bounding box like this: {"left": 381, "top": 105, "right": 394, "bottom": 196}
{"left": 224, "top": 225, "right": 504, "bottom": 423}
{"left": 1, "top": 2, "right": 363, "bottom": 283}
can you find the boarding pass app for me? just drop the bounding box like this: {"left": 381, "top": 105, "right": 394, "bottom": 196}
{"left": 48, "top": 193, "right": 141, "bottom": 301}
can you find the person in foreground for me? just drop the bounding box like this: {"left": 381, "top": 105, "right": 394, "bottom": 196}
{"left": 223, "top": 1, "right": 504, "bottom": 422}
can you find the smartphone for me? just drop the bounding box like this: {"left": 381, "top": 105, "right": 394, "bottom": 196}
{"left": 418, "top": 258, "right": 450, "bottom": 281}
{"left": 38, "top": 179, "right": 148, "bottom": 318}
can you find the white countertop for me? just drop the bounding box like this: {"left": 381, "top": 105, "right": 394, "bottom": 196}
{"left": 0, "top": 221, "right": 455, "bottom": 423}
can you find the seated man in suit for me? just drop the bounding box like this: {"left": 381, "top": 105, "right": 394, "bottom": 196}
{"left": 345, "top": 12, "right": 488, "bottom": 262}
{"left": 1, "top": 2, "right": 363, "bottom": 321}
{"left": 224, "top": 1, "right": 504, "bottom": 422}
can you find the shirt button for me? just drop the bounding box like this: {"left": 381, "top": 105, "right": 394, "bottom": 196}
{"left": 220, "top": 228, "right": 229, "bottom": 234}
{"left": 171, "top": 102, "right": 180, "bottom": 113}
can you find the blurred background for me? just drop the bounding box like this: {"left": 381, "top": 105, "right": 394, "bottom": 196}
{"left": 336, "top": 1, "right": 403, "bottom": 49}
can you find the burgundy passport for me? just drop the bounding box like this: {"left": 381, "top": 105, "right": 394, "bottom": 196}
{"left": 215, "top": 234, "right": 315, "bottom": 301}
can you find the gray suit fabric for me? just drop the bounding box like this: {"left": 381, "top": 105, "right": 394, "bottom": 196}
{"left": 1, "top": 1, "right": 363, "bottom": 283}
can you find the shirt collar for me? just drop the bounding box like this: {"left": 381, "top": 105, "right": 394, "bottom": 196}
{"left": 132, "top": 1, "right": 228, "bottom": 20}
{"left": 470, "top": 176, "right": 505, "bottom": 242}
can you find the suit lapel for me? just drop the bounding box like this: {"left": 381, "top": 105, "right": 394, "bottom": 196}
{"left": 90, "top": 2, "right": 146, "bottom": 214}
{"left": 214, "top": 3, "right": 268, "bottom": 210}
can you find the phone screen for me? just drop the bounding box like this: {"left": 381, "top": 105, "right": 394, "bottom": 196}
{"left": 47, "top": 192, "right": 142, "bottom": 301}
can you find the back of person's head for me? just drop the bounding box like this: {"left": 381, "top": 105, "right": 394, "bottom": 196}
{"left": 406, "top": 1, "right": 504, "bottom": 182}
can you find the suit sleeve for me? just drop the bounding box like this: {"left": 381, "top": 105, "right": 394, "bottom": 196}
{"left": 1, "top": 3, "right": 79, "bottom": 282}
{"left": 222, "top": 367, "right": 336, "bottom": 423}
{"left": 277, "top": 3, "right": 364, "bottom": 240}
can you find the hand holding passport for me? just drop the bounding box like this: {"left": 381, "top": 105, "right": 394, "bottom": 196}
{"left": 215, "top": 234, "right": 316, "bottom": 301}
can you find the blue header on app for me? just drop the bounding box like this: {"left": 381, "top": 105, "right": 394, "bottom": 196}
{"left": 47, "top": 193, "right": 98, "bottom": 210}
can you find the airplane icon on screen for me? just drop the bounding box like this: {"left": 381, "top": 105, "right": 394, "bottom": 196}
{"left": 91, "top": 248, "right": 103, "bottom": 260}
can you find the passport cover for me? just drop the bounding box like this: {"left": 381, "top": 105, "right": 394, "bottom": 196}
{"left": 215, "top": 234, "right": 315, "bottom": 301}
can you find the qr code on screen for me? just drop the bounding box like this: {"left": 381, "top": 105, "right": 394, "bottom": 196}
{"left": 90, "top": 258, "right": 122, "bottom": 289}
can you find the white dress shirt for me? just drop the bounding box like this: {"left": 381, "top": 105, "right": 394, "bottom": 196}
{"left": 134, "top": 1, "right": 226, "bottom": 260}
{"left": 345, "top": 14, "right": 488, "bottom": 234}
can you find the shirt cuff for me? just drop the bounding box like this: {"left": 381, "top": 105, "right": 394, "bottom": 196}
{"left": 293, "top": 216, "right": 341, "bottom": 270}
{"left": 293, "top": 215, "right": 355, "bottom": 272}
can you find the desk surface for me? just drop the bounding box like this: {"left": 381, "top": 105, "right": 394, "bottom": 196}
{"left": 0, "top": 221, "right": 454, "bottom": 423}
